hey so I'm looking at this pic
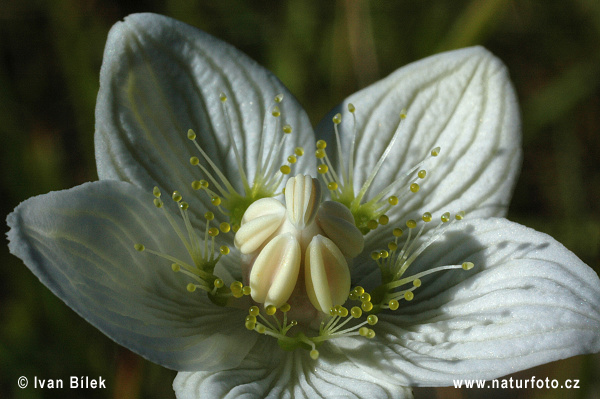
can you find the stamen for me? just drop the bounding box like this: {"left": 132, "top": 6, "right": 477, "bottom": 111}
{"left": 371, "top": 211, "right": 474, "bottom": 309}
{"left": 186, "top": 92, "right": 302, "bottom": 227}
{"left": 134, "top": 187, "right": 236, "bottom": 305}
{"left": 314, "top": 105, "right": 442, "bottom": 233}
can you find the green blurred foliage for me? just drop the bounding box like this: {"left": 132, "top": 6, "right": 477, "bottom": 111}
{"left": 1, "top": 0, "right": 598, "bottom": 398}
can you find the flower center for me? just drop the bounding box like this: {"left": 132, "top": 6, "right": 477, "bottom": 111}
{"left": 132, "top": 92, "right": 475, "bottom": 359}
{"left": 234, "top": 174, "right": 364, "bottom": 321}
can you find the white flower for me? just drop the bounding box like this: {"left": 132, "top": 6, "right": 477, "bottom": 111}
{"left": 7, "top": 13, "right": 600, "bottom": 399}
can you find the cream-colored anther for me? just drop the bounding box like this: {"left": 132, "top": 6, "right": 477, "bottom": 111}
{"left": 315, "top": 201, "right": 364, "bottom": 258}
{"left": 249, "top": 233, "right": 301, "bottom": 308}
{"left": 305, "top": 235, "right": 351, "bottom": 313}
{"left": 284, "top": 175, "right": 321, "bottom": 229}
{"left": 234, "top": 198, "right": 286, "bottom": 254}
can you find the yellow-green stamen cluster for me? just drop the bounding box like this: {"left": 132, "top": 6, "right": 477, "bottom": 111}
{"left": 315, "top": 104, "right": 441, "bottom": 234}
{"left": 187, "top": 93, "right": 304, "bottom": 227}
{"left": 134, "top": 186, "right": 239, "bottom": 304}
{"left": 243, "top": 286, "right": 379, "bottom": 359}
{"left": 370, "top": 211, "right": 474, "bottom": 310}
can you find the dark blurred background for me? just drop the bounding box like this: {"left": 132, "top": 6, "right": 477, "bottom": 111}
{"left": 1, "top": 1, "right": 598, "bottom": 398}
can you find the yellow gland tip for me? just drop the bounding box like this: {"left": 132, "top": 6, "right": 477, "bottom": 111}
{"left": 190, "top": 156, "right": 199, "bottom": 165}
{"left": 211, "top": 196, "right": 222, "bottom": 206}
{"left": 172, "top": 191, "right": 182, "bottom": 202}
{"left": 205, "top": 211, "right": 214, "bottom": 220}
{"left": 413, "top": 279, "right": 422, "bottom": 287}
{"left": 371, "top": 251, "right": 380, "bottom": 260}
{"left": 208, "top": 227, "right": 219, "bottom": 237}
{"left": 418, "top": 169, "right": 427, "bottom": 179}
{"left": 367, "top": 315, "right": 378, "bottom": 325}
{"left": 388, "top": 242, "right": 398, "bottom": 251}
{"left": 404, "top": 291, "right": 414, "bottom": 301}
{"left": 361, "top": 301, "right": 373, "bottom": 312}
{"left": 153, "top": 198, "right": 163, "bottom": 208}
{"left": 272, "top": 106, "right": 281, "bottom": 117}
{"left": 455, "top": 211, "right": 465, "bottom": 220}
{"left": 171, "top": 263, "right": 180, "bottom": 272}
{"left": 378, "top": 215, "right": 389, "bottom": 225}
{"left": 431, "top": 147, "right": 441, "bottom": 157}
{"left": 280, "top": 303, "right": 291, "bottom": 313}
{"left": 134, "top": 244, "right": 145, "bottom": 252}
{"left": 187, "top": 129, "right": 196, "bottom": 140}
{"left": 462, "top": 262, "right": 475, "bottom": 270}
{"left": 441, "top": 212, "right": 451, "bottom": 223}
{"left": 220, "top": 222, "right": 231, "bottom": 233}
{"left": 294, "top": 147, "right": 304, "bottom": 156}
{"left": 214, "top": 278, "right": 224, "bottom": 288}
{"left": 332, "top": 113, "right": 342, "bottom": 124}
{"left": 275, "top": 94, "right": 284, "bottom": 103}
{"left": 393, "top": 228, "right": 403, "bottom": 237}
{"left": 367, "top": 220, "right": 378, "bottom": 230}
{"left": 388, "top": 196, "right": 399, "bottom": 206}
{"left": 317, "top": 164, "right": 328, "bottom": 174}
{"left": 255, "top": 324, "right": 266, "bottom": 334}
{"left": 153, "top": 187, "right": 161, "bottom": 197}
{"left": 406, "top": 219, "right": 417, "bottom": 229}
{"left": 283, "top": 124, "right": 292, "bottom": 134}
{"left": 316, "top": 140, "right": 327, "bottom": 149}
{"left": 388, "top": 299, "right": 399, "bottom": 310}
{"left": 187, "top": 283, "right": 196, "bottom": 292}
{"left": 315, "top": 149, "right": 326, "bottom": 159}
{"left": 191, "top": 180, "right": 201, "bottom": 190}
{"left": 249, "top": 306, "right": 260, "bottom": 316}
{"left": 351, "top": 306, "right": 362, "bottom": 318}
{"left": 219, "top": 245, "right": 230, "bottom": 255}
{"left": 242, "top": 286, "right": 251, "bottom": 295}
{"left": 348, "top": 103, "right": 355, "bottom": 113}
{"left": 287, "top": 155, "right": 297, "bottom": 164}
{"left": 410, "top": 183, "right": 420, "bottom": 193}
{"left": 327, "top": 182, "right": 338, "bottom": 190}
{"left": 310, "top": 349, "right": 319, "bottom": 360}
{"left": 179, "top": 202, "right": 189, "bottom": 211}
{"left": 220, "top": 92, "right": 227, "bottom": 102}
{"left": 379, "top": 250, "right": 389, "bottom": 259}
{"left": 422, "top": 212, "right": 432, "bottom": 222}
{"left": 266, "top": 305, "right": 277, "bottom": 316}
{"left": 280, "top": 165, "right": 291, "bottom": 175}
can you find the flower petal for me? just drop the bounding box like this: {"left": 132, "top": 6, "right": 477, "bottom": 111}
{"left": 316, "top": 46, "right": 521, "bottom": 223}
{"left": 173, "top": 339, "right": 412, "bottom": 399}
{"left": 7, "top": 180, "right": 255, "bottom": 371}
{"left": 337, "top": 218, "right": 600, "bottom": 385}
{"left": 95, "top": 13, "right": 315, "bottom": 220}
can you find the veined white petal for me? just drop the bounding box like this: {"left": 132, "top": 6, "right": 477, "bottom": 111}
{"left": 249, "top": 233, "right": 301, "bottom": 307}
{"left": 305, "top": 235, "right": 351, "bottom": 313}
{"left": 7, "top": 180, "right": 255, "bottom": 371}
{"left": 316, "top": 46, "right": 521, "bottom": 226}
{"left": 336, "top": 217, "right": 600, "bottom": 385}
{"left": 95, "top": 13, "right": 315, "bottom": 221}
{"left": 173, "top": 339, "right": 412, "bottom": 399}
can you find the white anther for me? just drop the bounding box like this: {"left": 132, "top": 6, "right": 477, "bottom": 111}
{"left": 234, "top": 198, "right": 286, "bottom": 254}
{"left": 249, "top": 233, "right": 301, "bottom": 308}
{"left": 284, "top": 175, "right": 321, "bottom": 229}
{"left": 315, "top": 201, "right": 364, "bottom": 258}
{"left": 305, "top": 235, "right": 351, "bottom": 313}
